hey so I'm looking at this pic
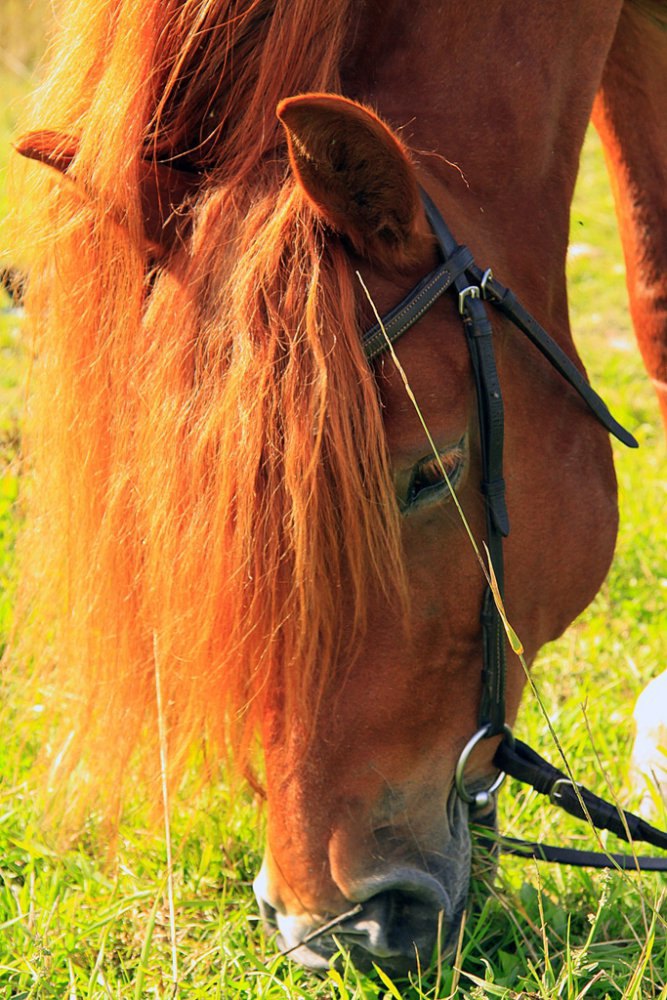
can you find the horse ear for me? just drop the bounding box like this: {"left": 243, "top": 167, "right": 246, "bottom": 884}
{"left": 14, "top": 129, "right": 78, "bottom": 174}
{"left": 276, "top": 94, "right": 429, "bottom": 265}
{"left": 15, "top": 129, "right": 199, "bottom": 257}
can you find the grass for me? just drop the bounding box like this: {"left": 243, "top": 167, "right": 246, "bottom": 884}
{"left": 0, "top": 63, "right": 27, "bottom": 650}
{"left": 0, "top": 65, "right": 666, "bottom": 999}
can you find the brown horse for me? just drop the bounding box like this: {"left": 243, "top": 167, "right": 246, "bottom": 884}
{"left": 14, "top": 0, "right": 667, "bottom": 974}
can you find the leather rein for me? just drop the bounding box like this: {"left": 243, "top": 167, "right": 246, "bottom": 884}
{"left": 363, "top": 187, "right": 667, "bottom": 872}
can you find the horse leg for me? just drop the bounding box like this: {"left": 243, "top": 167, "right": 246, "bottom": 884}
{"left": 592, "top": 1, "right": 667, "bottom": 437}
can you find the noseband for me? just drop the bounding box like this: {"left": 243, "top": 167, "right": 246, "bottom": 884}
{"left": 363, "top": 187, "right": 667, "bottom": 871}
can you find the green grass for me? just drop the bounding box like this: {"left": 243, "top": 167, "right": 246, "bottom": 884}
{"left": 0, "top": 1, "right": 47, "bottom": 85}
{"left": 0, "top": 71, "right": 666, "bottom": 999}
{"left": 0, "top": 63, "right": 25, "bottom": 648}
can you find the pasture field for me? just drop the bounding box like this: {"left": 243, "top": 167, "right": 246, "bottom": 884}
{"left": 1, "top": 67, "right": 666, "bottom": 999}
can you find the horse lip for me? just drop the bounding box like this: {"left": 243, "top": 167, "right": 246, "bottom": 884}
{"left": 255, "top": 891, "right": 278, "bottom": 929}
{"left": 257, "top": 899, "right": 341, "bottom": 969}
{"left": 344, "top": 867, "right": 452, "bottom": 912}
{"left": 254, "top": 873, "right": 340, "bottom": 966}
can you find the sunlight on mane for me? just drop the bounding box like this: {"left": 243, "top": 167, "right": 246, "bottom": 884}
{"left": 14, "top": 0, "right": 407, "bottom": 821}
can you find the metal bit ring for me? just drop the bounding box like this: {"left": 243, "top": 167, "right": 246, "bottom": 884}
{"left": 455, "top": 723, "right": 513, "bottom": 811}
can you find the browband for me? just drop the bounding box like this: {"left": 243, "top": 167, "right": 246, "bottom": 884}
{"left": 362, "top": 245, "right": 473, "bottom": 359}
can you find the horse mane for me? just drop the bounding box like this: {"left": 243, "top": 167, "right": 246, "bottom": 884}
{"left": 14, "top": 0, "right": 406, "bottom": 820}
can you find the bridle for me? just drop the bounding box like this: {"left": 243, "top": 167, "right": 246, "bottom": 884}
{"left": 363, "top": 187, "right": 667, "bottom": 872}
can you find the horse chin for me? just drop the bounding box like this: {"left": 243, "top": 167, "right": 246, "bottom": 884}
{"left": 254, "top": 794, "right": 473, "bottom": 975}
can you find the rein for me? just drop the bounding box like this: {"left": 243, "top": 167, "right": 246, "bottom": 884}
{"left": 363, "top": 187, "right": 667, "bottom": 872}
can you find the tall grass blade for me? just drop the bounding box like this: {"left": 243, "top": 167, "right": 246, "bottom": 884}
{"left": 133, "top": 891, "right": 161, "bottom": 1000}
{"left": 153, "top": 631, "right": 179, "bottom": 992}
{"left": 483, "top": 542, "right": 524, "bottom": 654}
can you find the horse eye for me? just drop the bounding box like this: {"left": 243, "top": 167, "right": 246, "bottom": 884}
{"left": 404, "top": 444, "right": 465, "bottom": 510}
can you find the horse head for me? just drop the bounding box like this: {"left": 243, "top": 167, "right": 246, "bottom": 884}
{"left": 245, "top": 93, "right": 619, "bottom": 972}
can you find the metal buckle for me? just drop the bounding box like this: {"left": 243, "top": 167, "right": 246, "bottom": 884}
{"left": 458, "top": 284, "right": 480, "bottom": 315}
{"left": 480, "top": 268, "right": 495, "bottom": 300}
{"left": 455, "top": 723, "right": 514, "bottom": 811}
{"left": 550, "top": 777, "right": 577, "bottom": 806}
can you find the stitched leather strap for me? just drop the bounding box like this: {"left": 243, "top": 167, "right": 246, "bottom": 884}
{"left": 362, "top": 246, "right": 473, "bottom": 361}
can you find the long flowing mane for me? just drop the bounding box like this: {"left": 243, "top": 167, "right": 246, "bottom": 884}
{"left": 15, "top": 0, "right": 406, "bottom": 816}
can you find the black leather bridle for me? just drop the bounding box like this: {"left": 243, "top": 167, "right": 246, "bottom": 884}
{"left": 363, "top": 187, "right": 667, "bottom": 871}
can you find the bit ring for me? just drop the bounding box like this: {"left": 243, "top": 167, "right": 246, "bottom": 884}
{"left": 455, "top": 724, "right": 513, "bottom": 810}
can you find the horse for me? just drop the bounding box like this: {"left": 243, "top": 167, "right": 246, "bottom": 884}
{"left": 14, "top": 0, "right": 667, "bottom": 975}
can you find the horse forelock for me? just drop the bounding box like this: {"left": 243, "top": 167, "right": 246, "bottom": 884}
{"left": 135, "top": 179, "right": 407, "bottom": 761}
{"left": 15, "top": 0, "right": 407, "bottom": 820}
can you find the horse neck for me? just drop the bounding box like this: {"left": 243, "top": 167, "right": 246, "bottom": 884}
{"left": 343, "top": 1, "right": 622, "bottom": 309}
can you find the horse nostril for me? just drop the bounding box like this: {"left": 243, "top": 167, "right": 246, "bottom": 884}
{"left": 335, "top": 886, "right": 449, "bottom": 972}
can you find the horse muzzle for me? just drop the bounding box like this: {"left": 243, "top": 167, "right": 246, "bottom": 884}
{"left": 256, "top": 868, "right": 463, "bottom": 974}
{"left": 253, "top": 798, "right": 474, "bottom": 974}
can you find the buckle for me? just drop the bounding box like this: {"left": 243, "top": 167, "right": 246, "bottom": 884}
{"left": 458, "top": 284, "right": 480, "bottom": 315}
{"left": 480, "top": 268, "right": 495, "bottom": 299}
{"left": 550, "top": 777, "right": 578, "bottom": 806}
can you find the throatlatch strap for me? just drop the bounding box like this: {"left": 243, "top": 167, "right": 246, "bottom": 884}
{"left": 468, "top": 264, "right": 638, "bottom": 449}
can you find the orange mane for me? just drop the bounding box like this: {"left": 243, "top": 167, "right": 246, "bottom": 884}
{"left": 15, "top": 0, "right": 406, "bottom": 816}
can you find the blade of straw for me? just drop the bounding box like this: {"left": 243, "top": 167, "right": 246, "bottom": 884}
{"left": 356, "top": 270, "right": 524, "bottom": 654}
{"left": 277, "top": 904, "right": 364, "bottom": 958}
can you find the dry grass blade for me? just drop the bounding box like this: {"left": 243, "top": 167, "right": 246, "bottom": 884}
{"left": 276, "top": 904, "right": 363, "bottom": 958}
{"left": 355, "top": 270, "right": 526, "bottom": 658}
